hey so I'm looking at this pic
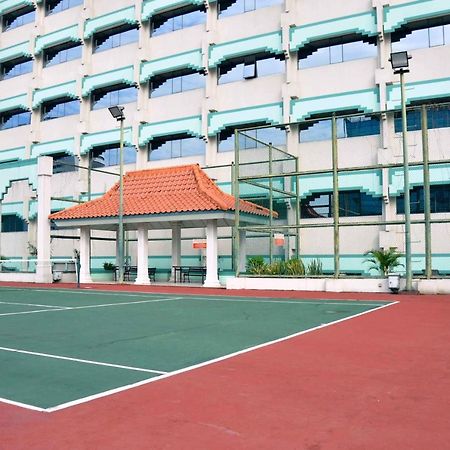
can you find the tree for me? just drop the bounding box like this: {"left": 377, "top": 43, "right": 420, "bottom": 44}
{"left": 364, "top": 248, "right": 404, "bottom": 277}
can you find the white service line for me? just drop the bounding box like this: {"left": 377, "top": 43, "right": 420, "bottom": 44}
{"left": 178, "top": 296, "right": 389, "bottom": 307}
{"left": 0, "top": 396, "right": 46, "bottom": 413}
{"left": 0, "top": 346, "right": 167, "bottom": 375}
{"left": 0, "top": 301, "right": 69, "bottom": 309}
{"left": 0, "top": 296, "right": 183, "bottom": 317}
{"left": 43, "top": 300, "right": 399, "bottom": 413}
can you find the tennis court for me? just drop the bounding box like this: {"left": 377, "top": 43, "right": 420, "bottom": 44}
{"left": 0, "top": 287, "right": 394, "bottom": 412}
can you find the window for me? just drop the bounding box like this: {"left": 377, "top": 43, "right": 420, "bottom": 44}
{"left": 300, "top": 116, "right": 380, "bottom": 142}
{"left": 45, "top": 0, "right": 82, "bottom": 15}
{"left": 150, "top": 70, "right": 205, "bottom": 97}
{"left": 394, "top": 105, "right": 450, "bottom": 132}
{"left": 301, "top": 191, "right": 382, "bottom": 218}
{"left": 42, "top": 98, "right": 80, "bottom": 121}
{"left": 90, "top": 145, "right": 136, "bottom": 167}
{"left": 1, "top": 215, "right": 28, "bottom": 232}
{"left": 247, "top": 198, "right": 288, "bottom": 220}
{"left": 1, "top": 58, "right": 33, "bottom": 80}
{"left": 2, "top": 6, "right": 35, "bottom": 31}
{"left": 53, "top": 153, "right": 78, "bottom": 174}
{"left": 218, "top": 54, "right": 285, "bottom": 84}
{"left": 0, "top": 110, "right": 31, "bottom": 130}
{"left": 397, "top": 185, "right": 450, "bottom": 214}
{"left": 218, "top": 125, "right": 286, "bottom": 152}
{"left": 148, "top": 136, "right": 205, "bottom": 160}
{"left": 218, "top": 0, "right": 283, "bottom": 18}
{"left": 151, "top": 4, "right": 206, "bottom": 36}
{"left": 392, "top": 24, "right": 450, "bottom": 53}
{"left": 299, "top": 40, "right": 377, "bottom": 69}
{"left": 94, "top": 26, "right": 139, "bottom": 53}
{"left": 44, "top": 43, "right": 82, "bottom": 67}
{"left": 91, "top": 85, "right": 137, "bottom": 110}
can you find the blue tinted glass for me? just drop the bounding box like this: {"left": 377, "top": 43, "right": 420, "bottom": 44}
{"left": 392, "top": 28, "right": 430, "bottom": 52}
{"left": 92, "top": 87, "right": 137, "bottom": 110}
{"left": 151, "top": 72, "right": 204, "bottom": 97}
{"left": 149, "top": 137, "right": 205, "bottom": 160}
{"left": 3, "top": 9, "right": 35, "bottom": 30}
{"left": 256, "top": 57, "right": 285, "bottom": 77}
{"left": 344, "top": 116, "right": 380, "bottom": 137}
{"left": 47, "top": 0, "right": 82, "bottom": 15}
{"left": 42, "top": 100, "right": 80, "bottom": 121}
{"left": 299, "top": 47, "right": 330, "bottom": 69}
{"left": 342, "top": 41, "right": 377, "bottom": 61}
{"left": 300, "top": 120, "right": 332, "bottom": 142}
{"left": 1, "top": 215, "right": 28, "bottom": 232}
{"left": 45, "top": 45, "right": 82, "bottom": 67}
{"left": 219, "top": 63, "right": 245, "bottom": 84}
{"left": 95, "top": 28, "right": 138, "bottom": 53}
{"left": 219, "top": 0, "right": 282, "bottom": 17}
{"left": 397, "top": 185, "right": 450, "bottom": 214}
{"left": 2, "top": 60, "right": 33, "bottom": 79}
{"left": 394, "top": 107, "right": 450, "bottom": 132}
{"left": 152, "top": 9, "right": 205, "bottom": 36}
{"left": 94, "top": 146, "right": 136, "bottom": 167}
{"left": 1, "top": 111, "right": 31, "bottom": 130}
{"left": 218, "top": 127, "right": 285, "bottom": 152}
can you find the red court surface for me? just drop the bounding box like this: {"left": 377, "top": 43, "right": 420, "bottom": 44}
{"left": 1, "top": 282, "right": 449, "bottom": 450}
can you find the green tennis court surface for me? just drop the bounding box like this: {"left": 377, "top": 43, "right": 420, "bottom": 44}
{"left": 0, "top": 288, "right": 393, "bottom": 412}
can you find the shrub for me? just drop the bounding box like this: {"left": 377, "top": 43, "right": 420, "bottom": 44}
{"left": 103, "top": 262, "right": 116, "bottom": 271}
{"left": 307, "top": 259, "right": 323, "bottom": 276}
{"left": 285, "top": 258, "right": 305, "bottom": 276}
{"left": 364, "top": 248, "right": 404, "bottom": 277}
{"left": 246, "top": 256, "right": 267, "bottom": 275}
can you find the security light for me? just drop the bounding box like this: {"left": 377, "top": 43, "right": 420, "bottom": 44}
{"left": 108, "top": 105, "right": 125, "bottom": 121}
{"left": 389, "top": 51, "right": 411, "bottom": 74}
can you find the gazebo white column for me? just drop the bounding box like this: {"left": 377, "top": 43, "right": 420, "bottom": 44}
{"left": 171, "top": 223, "right": 181, "bottom": 280}
{"left": 36, "top": 156, "right": 53, "bottom": 283}
{"left": 135, "top": 225, "right": 150, "bottom": 285}
{"left": 204, "top": 219, "right": 220, "bottom": 287}
{"left": 79, "top": 226, "right": 93, "bottom": 283}
{"left": 238, "top": 229, "right": 247, "bottom": 273}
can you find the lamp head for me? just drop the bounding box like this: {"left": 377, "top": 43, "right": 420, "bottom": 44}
{"left": 108, "top": 105, "right": 125, "bottom": 121}
{"left": 389, "top": 51, "right": 411, "bottom": 74}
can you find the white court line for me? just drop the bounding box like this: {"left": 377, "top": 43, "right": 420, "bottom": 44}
{"left": 36, "top": 300, "right": 397, "bottom": 413}
{"left": 0, "top": 346, "right": 167, "bottom": 375}
{"left": 0, "top": 296, "right": 183, "bottom": 317}
{"left": 0, "top": 396, "right": 46, "bottom": 413}
{"left": 0, "top": 301, "right": 69, "bottom": 309}
{"left": 174, "top": 296, "right": 389, "bottom": 307}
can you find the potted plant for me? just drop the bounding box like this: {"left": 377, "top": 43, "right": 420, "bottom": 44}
{"left": 365, "top": 248, "right": 404, "bottom": 293}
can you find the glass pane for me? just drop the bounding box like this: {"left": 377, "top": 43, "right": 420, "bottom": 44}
{"left": 299, "top": 47, "right": 330, "bottom": 69}
{"left": 181, "top": 137, "right": 205, "bottom": 156}
{"left": 300, "top": 120, "right": 332, "bottom": 142}
{"left": 181, "top": 72, "right": 205, "bottom": 91}
{"left": 329, "top": 45, "right": 343, "bottom": 64}
{"left": 392, "top": 28, "right": 429, "bottom": 52}
{"left": 343, "top": 41, "right": 377, "bottom": 61}
{"left": 256, "top": 57, "right": 285, "bottom": 76}
{"left": 445, "top": 24, "right": 450, "bottom": 44}
{"left": 429, "top": 25, "right": 444, "bottom": 47}
{"left": 218, "top": 63, "right": 245, "bottom": 84}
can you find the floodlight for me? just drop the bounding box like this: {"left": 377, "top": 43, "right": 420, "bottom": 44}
{"left": 108, "top": 105, "right": 125, "bottom": 121}
{"left": 389, "top": 51, "right": 411, "bottom": 74}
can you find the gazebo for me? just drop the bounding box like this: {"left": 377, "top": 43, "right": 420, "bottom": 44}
{"left": 50, "top": 163, "right": 273, "bottom": 287}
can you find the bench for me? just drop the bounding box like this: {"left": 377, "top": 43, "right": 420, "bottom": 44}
{"left": 182, "top": 266, "right": 206, "bottom": 284}
{"left": 119, "top": 266, "right": 156, "bottom": 282}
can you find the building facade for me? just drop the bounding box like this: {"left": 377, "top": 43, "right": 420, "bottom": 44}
{"left": 0, "top": 0, "right": 449, "bottom": 280}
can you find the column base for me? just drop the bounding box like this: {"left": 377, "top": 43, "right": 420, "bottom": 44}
{"left": 203, "top": 279, "right": 221, "bottom": 288}
{"left": 80, "top": 274, "right": 93, "bottom": 284}
{"left": 135, "top": 277, "right": 151, "bottom": 285}
{"left": 35, "top": 263, "right": 53, "bottom": 284}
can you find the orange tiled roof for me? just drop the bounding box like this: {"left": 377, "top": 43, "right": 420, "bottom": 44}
{"left": 49, "top": 164, "right": 275, "bottom": 220}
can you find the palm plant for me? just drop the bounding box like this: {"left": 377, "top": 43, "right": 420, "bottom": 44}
{"left": 364, "top": 248, "right": 404, "bottom": 277}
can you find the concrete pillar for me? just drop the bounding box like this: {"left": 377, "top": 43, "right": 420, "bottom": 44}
{"left": 35, "top": 157, "right": 53, "bottom": 283}
{"left": 135, "top": 225, "right": 150, "bottom": 285}
{"left": 204, "top": 220, "right": 220, "bottom": 287}
{"left": 171, "top": 223, "right": 181, "bottom": 280}
{"left": 79, "top": 226, "right": 93, "bottom": 283}
{"left": 238, "top": 229, "right": 247, "bottom": 273}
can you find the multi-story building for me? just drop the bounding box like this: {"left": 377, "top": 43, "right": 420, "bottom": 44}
{"left": 0, "top": 0, "right": 449, "bottom": 282}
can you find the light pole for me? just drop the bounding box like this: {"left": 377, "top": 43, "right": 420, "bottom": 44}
{"left": 108, "top": 105, "right": 125, "bottom": 283}
{"left": 389, "top": 51, "right": 412, "bottom": 291}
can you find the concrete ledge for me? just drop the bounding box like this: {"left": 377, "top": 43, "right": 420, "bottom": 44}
{"left": 226, "top": 276, "right": 415, "bottom": 293}
{"left": 418, "top": 279, "right": 450, "bottom": 295}
{"left": 0, "top": 272, "right": 36, "bottom": 283}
